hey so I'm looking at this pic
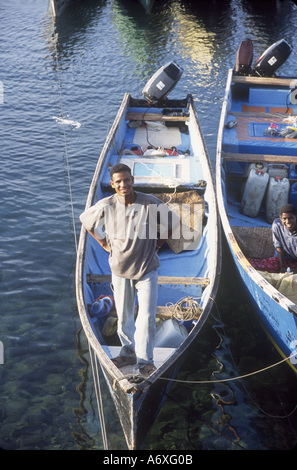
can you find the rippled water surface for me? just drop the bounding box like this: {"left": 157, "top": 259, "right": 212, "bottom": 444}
{"left": 1, "top": 0, "right": 297, "bottom": 451}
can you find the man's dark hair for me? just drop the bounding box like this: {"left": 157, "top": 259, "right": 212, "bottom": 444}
{"left": 279, "top": 203, "right": 297, "bottom": 216}
{"left": 110, "top": 163, "right": 132, "bottom": 178}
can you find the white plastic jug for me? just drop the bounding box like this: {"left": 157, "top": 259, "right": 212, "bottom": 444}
{"left": 266, "top": 176, "right": 290, "bottom": 224}
{"left": 243, "top": 162, "right": 268, "bottom": 178}
{"left": 240, "top": 168, "right": 269, "bottom": 217}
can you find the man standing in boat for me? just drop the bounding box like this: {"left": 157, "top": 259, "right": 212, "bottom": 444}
{"left": 272, "top": 204, "right": 297, "bottom": 273}
{"left": 80, "top": 163, "right": 179, "bottom": 377}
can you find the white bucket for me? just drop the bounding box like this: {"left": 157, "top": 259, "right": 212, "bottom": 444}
{"left": 266, "top": 176, "right": 290, "bottom": 224}
{"left": 240, "top": 168, "right": 269, "bottom": 217}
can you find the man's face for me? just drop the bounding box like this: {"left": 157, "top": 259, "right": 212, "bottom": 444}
{"left": 110, "top": 171, "right": 134, "bottom": 198}
{"left": 280, "top": 212, "right": 297, "bottom": 232}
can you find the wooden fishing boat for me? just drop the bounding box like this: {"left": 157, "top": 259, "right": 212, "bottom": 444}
{"left": 138, "top": 0, "right": 155, "bottom": 13}
{"left": 216, "top": 39, "right": 297, "bottom": 372}
{"left": 76, "top": 62, "right": 221, "bottom": 449}
{"left": 48, "top": 0, "right": 76, "bottom": 16}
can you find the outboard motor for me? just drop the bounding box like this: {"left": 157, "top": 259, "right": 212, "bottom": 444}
{"left": 235, "top": 38, "right": 253, "bottom": 76}
{"left": 142, "top": 61, "right": 183, "bottom": 104}
{"left": 252, "top": 39, "right": 292, "bottom": 77}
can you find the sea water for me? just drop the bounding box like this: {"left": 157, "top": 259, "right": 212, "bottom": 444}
{"left": 1, "top": 0, "right": 297, "bottom": 451}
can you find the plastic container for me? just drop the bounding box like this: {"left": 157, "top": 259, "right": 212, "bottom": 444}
{"left": 242, "top": 162, "right": 268, "bottom": 178}
{"left": 155, "top": 319, "right": 188, "bottom": 348}
{"left": 266, "top": 176, "right": 290, "bottom": 223}
{"left": 289, "top": 164, "right": 297, "bottom": 179}
{"left": 241, "top": 163, "right": 267, "bottom": 197}
{"left": 240, "top": 168, "right": 269, "bottom": 217}
{"left": 267, "top": 164, "right": 289, "bottom": 178}
{"left": 290, "top": 182, "right": 297, "bottom": 209}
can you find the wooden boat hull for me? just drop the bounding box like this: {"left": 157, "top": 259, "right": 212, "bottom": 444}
{"left": 138, "top": 0, "right": 155, "bottom": 13}
{"left": 216, "top": 68, "right": 297, "bottom": 372}
{"left": 76, "top": 92, "right": 221, "bottom": 449}
{"left": 48, "top": 0, "right": 77, "bottom": 16}
{"left": 98, "top": 349, "right": 183, "bottom": 449}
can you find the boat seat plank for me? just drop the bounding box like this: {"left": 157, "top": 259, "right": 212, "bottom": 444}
{"left": 126, "top": 112, "right": 189, "bottom": 122}
{"left": 158, "top": 276, "right": 209, "bottom": 285}
{"left": 222, "top": 152, "right": 297, "bottom": 164}
{"left": 228, "top": 111, "right": 296, "bottom": 118}
{"left": 87, "top": 274, "right": 209, "bottom": 286}
{"left": 232, "top": 75, "right": 294, "bottom": 87}
{"left": 156, "top": 305, "right": 202, "bottom": 320}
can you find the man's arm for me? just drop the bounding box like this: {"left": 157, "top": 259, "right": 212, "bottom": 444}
{"left": 156, "top": 202, "right": 180, "bottom": 251}
{"left": 79, "top": 203, "right": 110, "bottom": 252}
{"left": 156, "top": 228, "right": 173, "bottom": 251}
{"left": 272, "top": 220, "right": 286, "bottom": 272}
{"left": 276, "top": 246, "right": 286, "bottom": 272}
{"left": 88, "top": 229, "right": 110, "bottom": 252}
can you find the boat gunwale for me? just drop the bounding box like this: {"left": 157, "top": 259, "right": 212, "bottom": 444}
{"left": 75, "top": 91, "right": 222, "bottom": 449}
{"left": 216, "top": 68, "right": 297, "bottom": 317}
{"left": 76, "top": 93, "right": 221, "bottom": 394}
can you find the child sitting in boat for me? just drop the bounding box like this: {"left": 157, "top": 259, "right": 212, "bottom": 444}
{"left": 272, "top": 204, "right": 297, "bottom": 273}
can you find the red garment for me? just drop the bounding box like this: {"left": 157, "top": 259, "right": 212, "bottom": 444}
{"left": 247, "top": 257, "right": 297, "bottom": 272}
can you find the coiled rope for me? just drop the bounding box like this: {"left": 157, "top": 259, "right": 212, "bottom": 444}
{"left": 165, "top": 297, "right": 203, "bottom": 321}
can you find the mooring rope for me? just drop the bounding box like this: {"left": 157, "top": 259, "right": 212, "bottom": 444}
{"left": 160, "top": 350, "right": 297, "bottom": 385}
{"left": 89, "top": 345, "right": 109, "bottom": 449}
{"left": 162, "top": 298, "right": 297, "bottom": 385}
{"left": 158, "top": 296, "right": 297, "bottom": 422}
{"left": 54, "top": 52, "right": 78, "bottom": 252}
{"left": 210, "top": 301, "right": 297, "bottom": 420}
{"left": 52, "top": 32, "right": 108, "bottom": 449}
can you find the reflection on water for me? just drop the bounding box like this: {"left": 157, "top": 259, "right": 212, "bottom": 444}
{"left": 144, "top": 240, "right": 297, "bottom": 450}
{"left": 1, "top": 0, "right": 297, "bottom": 451}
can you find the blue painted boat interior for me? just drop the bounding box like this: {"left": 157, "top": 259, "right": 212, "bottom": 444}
{"left": 82, "top": 100, "right": 214, "bottom": 342}
{"left": 222, "top": 80, "right": 297, "bottom": 229}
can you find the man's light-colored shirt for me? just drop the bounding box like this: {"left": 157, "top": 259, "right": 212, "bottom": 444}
{"left": 80, "top": 191, "right": 179, "bottom": 279}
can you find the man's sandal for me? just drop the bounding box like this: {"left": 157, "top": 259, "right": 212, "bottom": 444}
{"left": 138, "top": 363, "right": 156, "bottom": 377}
{"left": 111, "top": 355, "right": 137, "bottom": 368}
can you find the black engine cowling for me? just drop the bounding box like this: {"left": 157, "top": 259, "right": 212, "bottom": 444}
{"left": 142, "top": 61, "right": 183, "bottom": 104}
{"left": 253, "top": 39, "right": 292, "bottom": 77}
